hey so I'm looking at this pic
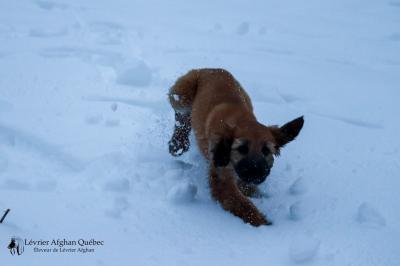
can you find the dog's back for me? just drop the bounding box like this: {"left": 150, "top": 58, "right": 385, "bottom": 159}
{"left": 192, "top": 68, "right": 252, "bottom": 112}
{"left": 170, "top": 69, "right": 255, "bottom": 156}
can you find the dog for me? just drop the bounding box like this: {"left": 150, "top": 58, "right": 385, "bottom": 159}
{"left": 168, "top": 68, "right": 304, "bottom": 226}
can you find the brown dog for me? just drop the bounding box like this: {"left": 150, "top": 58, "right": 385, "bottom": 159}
{"left": 168, "top": 68, "right": 304, "bottom": 226}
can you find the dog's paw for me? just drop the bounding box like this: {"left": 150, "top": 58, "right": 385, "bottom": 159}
{"left": 245, "top": 210, "right": 272, "bottom": 227}
{"left": 168, "top": 137, "right": 189, "bottom": 156}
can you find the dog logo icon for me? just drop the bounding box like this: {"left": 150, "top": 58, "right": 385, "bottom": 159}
{"left": 8, "top": 237, "right": 24, "bottom": 256}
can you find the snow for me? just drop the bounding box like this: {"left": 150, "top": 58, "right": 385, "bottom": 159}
{"left": 288, "top": 177, "right": 307, "bottom": 195}
{"left": 115, "top": 60, "right": 153, "bottom": 87}
{"left": 356, "top": 202, "right": 387, "bottom": 228}
{"left": 167, "top": 182, "right": 198, "bottom": 204}
{"left": 0, "top": 0, "right": 400, "bottom": 265}
{"left": 288, "top": 201, "right": 304, "bottom": 221}
{"left": 236, "top": 22, "right": 250, "bottom": 35}
{"left": 289, "top": 236, "right": 320, "bottom": 264}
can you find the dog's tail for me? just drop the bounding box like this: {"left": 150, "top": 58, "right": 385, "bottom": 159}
{"left": 168, "top": 69, "right": 200, "bottom": 114}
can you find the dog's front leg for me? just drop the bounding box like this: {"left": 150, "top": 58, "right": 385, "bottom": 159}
{"left": 236, "top": 180, "right": 260, "bottom": 198}
{"left": 209, "top": 167, "right": 271, "bottom": 226}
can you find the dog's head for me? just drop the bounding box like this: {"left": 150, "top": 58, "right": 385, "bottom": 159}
{"left": 211, "top": 116, "right": 304, "bottom": 185}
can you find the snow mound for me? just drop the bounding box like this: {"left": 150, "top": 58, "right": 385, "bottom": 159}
{"left": 85, "top": 114, "right": 103, "bottom": 125}
{"left": 116, "top": 61, "right": 153, "bottom": 87}
{"left": 289, "top": 201, "right": 304, "bottom": 221}
{"left": 105, "top": 197, "right": 130, "bottom": 219}
{"left": 105, "top": 119, "right": 120, "bottom": 127}
{"left": 110, "top": 103, "right": 118, "bottom": 112}
{"left": 289, "top": 237, "right": 320, "bottom": 264}
{"left": 356, "top": 202, "right": 386, "bottom": 228}
{"left": 103, "top": 178, "right": 131, "bottom": 193}
{"left": 167, "top": 182, "right": 198, "bottom": 203}
{"left": 289, "top": 177, "right": 307, "bottom": 195}
{"left": 0, "top": 154, "right": 8, "bottom": 173}
{"left": 236, "top": 22, "right": 249, "bottom": 35}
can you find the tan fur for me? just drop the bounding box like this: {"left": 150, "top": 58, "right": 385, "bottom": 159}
{"left": 168, "top": 68, "right": 303, "bottom": 226}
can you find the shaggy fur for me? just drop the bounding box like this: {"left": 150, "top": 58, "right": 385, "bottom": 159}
{"left": 168, "top": 68, "right": 304, "bottom": 226}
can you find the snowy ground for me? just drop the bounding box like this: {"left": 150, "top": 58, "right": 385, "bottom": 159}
{"left": 1, "top": 0, "right": 399, "bottom": 265}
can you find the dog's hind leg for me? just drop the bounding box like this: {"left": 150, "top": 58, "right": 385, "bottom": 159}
{"left": 169, "top": 112, "right": 191, "bottom": 156}
{"left": 168, "top": 70, "right": 199, "bottom": 156}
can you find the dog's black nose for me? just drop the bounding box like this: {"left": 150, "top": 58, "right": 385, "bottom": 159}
{"left": 234, "top": 156, "right": 270, "bottom": 185}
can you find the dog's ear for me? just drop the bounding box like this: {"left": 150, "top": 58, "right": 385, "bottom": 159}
{"left": 209, "top": 121, "right": 234, "bottom": 168}
{"left": 272, "top": 116, "right": 304, "bottom": 148}
{"left": 210, "top": 136, "right": 233, "bottom": 168}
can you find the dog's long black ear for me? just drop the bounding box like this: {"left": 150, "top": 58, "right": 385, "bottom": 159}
{"left": 211, "top": 137, "right": 233, "bottom": 168}
{"left": 273, "top": 116, "right": 304, "bottom": 148}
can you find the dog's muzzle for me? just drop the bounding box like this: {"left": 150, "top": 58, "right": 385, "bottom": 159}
{"left": 234, "top": 156, "right": 270, "bottom": 185}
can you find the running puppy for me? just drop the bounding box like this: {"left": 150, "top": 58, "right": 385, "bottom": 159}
{"left": 168, "top": 69, "right": 304, "bottom": 226}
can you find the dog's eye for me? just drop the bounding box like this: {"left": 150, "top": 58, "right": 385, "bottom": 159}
{"left": 237, "top": 145, "right": 249, "bottom": 155}
{"left": 262, "top": 145, "right": 270, "bottom": 156}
